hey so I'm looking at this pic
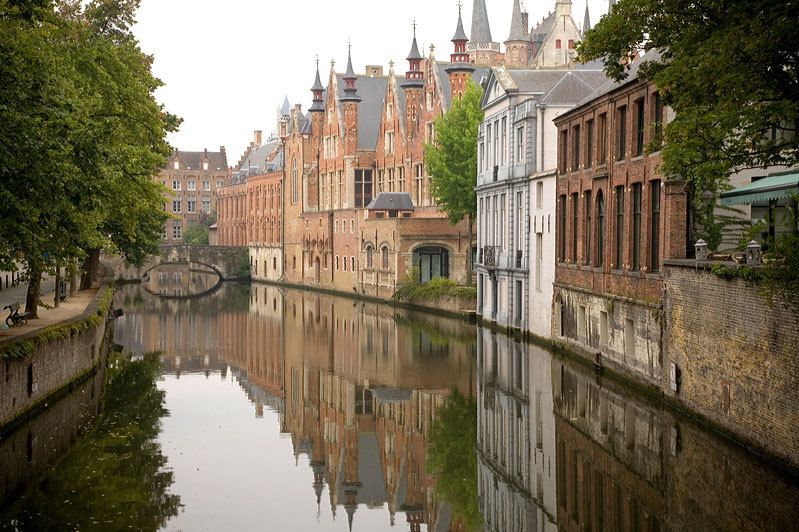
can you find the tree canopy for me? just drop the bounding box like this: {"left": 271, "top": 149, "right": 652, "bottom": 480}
{"left": 0, "top": 0, "right": 179, "bottom": 311}
{"left": 578, "top": 0, "right": 799, "bottom": 243}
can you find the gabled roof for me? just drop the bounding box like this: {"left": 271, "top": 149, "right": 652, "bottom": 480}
{"left": 335, "top": 74, "right": 388, "bottom": 150}
{"left": 237, "top": 139, "right": 281, "bottom": 174}
{"left": 171, "top": 149, "right": 227, "bottom": 171}
{"left": 366, "top": 192, "right": 415, "bottom": 210}
{"left": 574, "top": 48, "right": 663, "bottom": 107}
{"left": 540, "top": 71, "right": 607, "bottom": 105}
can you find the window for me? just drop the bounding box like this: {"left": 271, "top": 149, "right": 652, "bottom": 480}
{"left": 568, "top": 39, "right": 574, "bottom": 49}
{"left": 366, "top": 246, "right": 373, "bottom": 269}
{"left": 414, "top": 164, "right": 423, "bottom": 206}
{"left": 385, "top": 131, "right": 394, "bottom": 154}
{"left": 560, "top": 130, "right": 568, "bottom": 173}
{"left": 187, "top": 195, "right": 196, "bottom": 213}
{"left": 203, "top": 160, "right": 208, "bottom": 170}
{"left": 187, "top": 180, "right": 196, "bottom": 191}
{"left": 536, "top": 181, "right": 543, "bottom": 209}
{"left": 202, "top": 181, "right": 210, "bottom": 191}
{"left": 387, "top": 101, "right": 393, "bottom": 121}
{"left": 173, "top": 223, "right": 181, "bottom": 240}
{"left": 501, "top": 117, "right": 507, "bottom": 165}
{"left": 596, "top": 190, "right": 605, "bottom": 268}
{"left": 517, "top": 126, "right": 524, "bottom": 163}
{"left": 172, "top": 197, "right": 181, "bottom": 213}
{"left": 572, "top": 193, "right": 578, "bottom": 262}
{"left": 413, "top": 246, "right": 449, "bottom": 282}
{"left": 559, "top": 195, "right": 567, "bottom": 261}
{"left": 350, "top": 219, "right": 354, "bottom": 233}
{"left": 556, "top": 39, "right": 562, "bottom": 49}
{"left": 382, "top": 246, "right": 389, "bottom": 270}
{"left": 354, "top": 169, "right": 373, "bottom": 208}
{"left": 493, "top": 122, "right": 499, "bottom": 167}
{"left": 388, "top": 168, "right": 395, "bottom": 192}
{"left": 653, "top": 92, "right": 663, "bottom": 148}
{"left": 586, "top": 119, "right": 594, "bottom": 168}
{"left": 173, "top": 161, "right": 179, "bottom": 170}
{"left": 334, "top": 220, "right": 338, "bottom": 233}
{"left": 635, "top": 98, "right": 645, "bottom": 156}
{"left": 585, "top": 190, "right": 592, "bottom": 264}
{"left": 172, "top": 180, "right": 181, "bottom": 191}
{"left": 337, "top": 170, "right": 343, "bottom": 208}
{"left": 616, "top": 186, "right": 624, "bottom": 268}
{"left": 343, "top": 255, "right": 347, "bottom": 271}
{"left": 217, "top": 181, "right": 224, "bottom": 188}
{"left": 573, "top": 124, "right": 581, "bottom": 170}
{"left": 598, "top": 113, "right": 607, "bottom": 164}
{"left": 651, "top": 181, "right": 661, "bottom": 271}
{"left": 617, "top": 105, "right": 627, "bottom": 160}
{"left": 633, "top": 183, "right": 642, "bottom": 270}
{"left": 291, "top": 158, "right": 298, "bottom": 204}
{"left": 486, "top": 125, "right": 492, "bottom": 167}
{"left": 517, "top": 191, "right": 524, "bottom": 253}
{"left": 398, "top": 166, "right": 405, "bottom": 193}
{"left": 351, "top": 256, "right": 355, "bottom": 271}
{"left": 335, "top": 256, "right": 339, "bottom": 271}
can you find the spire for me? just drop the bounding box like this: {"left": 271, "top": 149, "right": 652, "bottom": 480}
{"left": 403, "top": 20, "right": 424, "bottom": 87}
{"left": 310, "top": 56, "right": 325, "bottom": 112}
{"left": 470, "top": 0, "right": 492, "bottom": 43}
{"left": 583, "top": 3, "right": 591, "bottom": 36}
{"left": 280, "top": 95, "right": 290, "bottom": 117}
{"left": 406, "top": 19, "right": 422, "bottom": 61}
{"left": 452, "top": 2, "right": 468, "bottom": 42}
{"left": 340, "top": 42, "right": 361, "bottom": 103}
{"left": 507, "top": 0, "right": 525, "bottom": 42}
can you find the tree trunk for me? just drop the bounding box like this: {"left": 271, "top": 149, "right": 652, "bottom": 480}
{"left": 53, "top": 258, "right": 61, "bottom": 308}
{"left": 69, "top": 257, "right": 78, "bottom": 296}
{"left": 467, "top": 213, "right": 474, "bottom": 286}
{"left": 25, "top": 266, "right": 41, "bottom": 319}
{"left": 80, "top": 248, "right": 100, "bottom": 289}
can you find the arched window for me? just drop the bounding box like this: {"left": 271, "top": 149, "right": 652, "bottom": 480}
{"left": 291, "top": 158, "right": 298, "bottom": 204}
{"left": 382, "top": 246, "right": 389, "bottom": 270}
{"left": 366, "top": 246, "right": 373, "bottom": 269}
{"left": 596, "top": 190, "right": 605, "bottom": 268}
{"left": 413, "top": 246, "right": 450, "bottom": 283}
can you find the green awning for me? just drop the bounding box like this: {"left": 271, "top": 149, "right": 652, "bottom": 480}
{"left": 720, "top": 173, "right": 799, "bottom": 206}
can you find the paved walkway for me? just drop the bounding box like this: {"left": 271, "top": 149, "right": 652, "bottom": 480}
{"left": 0, "top": 273, "right": 101, "bottom": 343}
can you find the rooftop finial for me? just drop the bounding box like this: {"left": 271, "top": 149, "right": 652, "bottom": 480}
{"left": 412, "top": 18, "right": 417, "bottom": 38}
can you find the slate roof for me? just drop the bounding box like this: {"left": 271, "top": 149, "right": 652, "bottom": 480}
{"left": 407, "top": 35, "right": 422, "bottom": 61}
{"left": 172, "top": 149, "right": 227, "bottom": 171}
{"left": 574, "top": 48, "right": 663, "bottom": 107}
{"left": 452, "top": 7, "right": 468, "bottom": 41}
{"left": 280, "top": 96, "right": 290, "bottom": 116}
{"left": 366, "top": 192, "right": 415, "bottom": 210}
{"left": 237, "top": 139, "right": 281, "bottom": 174}
{"left": 470, "top": 0, "right": 493, "bottom": 43}
{"left": 505, "top": 68, "right": 607, "bottom": 100}
{"left": 335, "top": 74, "right": 388, "bottom": 150}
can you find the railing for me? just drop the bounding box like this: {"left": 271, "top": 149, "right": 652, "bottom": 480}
{"left": 482, "top": 245, "right": 499, "bottom": 267}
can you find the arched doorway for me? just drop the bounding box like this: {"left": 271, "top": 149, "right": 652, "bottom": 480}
{"left": 413, "top": 246, "right": 450, "bottom": 283}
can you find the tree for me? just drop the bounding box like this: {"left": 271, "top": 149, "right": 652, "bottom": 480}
{"left": 578, "top": 0, "right": 799, "bottom": 246}
{"left": 426, "top": 387, "right": 482, "bottom": 531}
{"left": 424, "top": 80, "right": 484, "bottom": 285}
{"left": 0, "top": 0, "right": 178, "bottom": 315}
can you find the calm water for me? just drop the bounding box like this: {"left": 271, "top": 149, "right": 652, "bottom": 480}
{"left": 1, "top": 276, "right": 797, "bottom": 531}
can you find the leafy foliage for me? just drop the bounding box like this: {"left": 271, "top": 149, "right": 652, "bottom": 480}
{"left": 426, "top": 387, "right": 482, "bottom": 531}
{"left": 0, "top": 0, "right": 179, "bottom": 306}
{"left": 0, "top": 351, "right": 181, "bottom": 530}
{"left": 578, "top": 0, "right": 799, "bottom": 244}
{"left": 392, "top": 267, "right": 477, "bottom": 302}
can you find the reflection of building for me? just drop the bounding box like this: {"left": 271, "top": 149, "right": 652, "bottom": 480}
{"left": 143, "top": 263, "right": 218, "bottom": 297}
{"left": 476, "top": 328, "right": 557, "bottom": 532}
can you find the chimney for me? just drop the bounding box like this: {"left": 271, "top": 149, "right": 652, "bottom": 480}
{"left": 365, "top": 65, "right": 384, "bottom": 77}
{"left": 521, "top": 12, "right": 529, "bottom": 36}
{"left": 254, "top": 130, "right": 262, "bottom": 145}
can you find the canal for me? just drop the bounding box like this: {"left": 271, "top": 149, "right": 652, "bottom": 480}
{"left": 1, "top": 275, "right": 798, "bottom": 531}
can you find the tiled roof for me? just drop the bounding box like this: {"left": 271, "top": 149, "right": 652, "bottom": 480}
{"left": 171, "top": 149, "right": 227, "bottom": 171}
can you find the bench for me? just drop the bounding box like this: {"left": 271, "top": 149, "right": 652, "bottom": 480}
{"left": 4, "top": 302, "right": 30, "bottom": 327}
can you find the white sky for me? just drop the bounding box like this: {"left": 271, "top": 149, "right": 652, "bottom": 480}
{"left": 133, "top": 0, "right": 610, "bottom": 165}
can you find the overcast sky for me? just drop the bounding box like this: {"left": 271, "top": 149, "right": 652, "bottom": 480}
{"left": 132, "top": 0, "right": 610, "bottom": 165}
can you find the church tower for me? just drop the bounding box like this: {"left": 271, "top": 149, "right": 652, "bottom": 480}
{"left": 445, "top": 5, "right": 475, "bottom": 100}
{"left": 504, "top": 0, "right": 529, "bottom": 68}
{"left": 468, "top": 0, "right": 500, "bottom": 65}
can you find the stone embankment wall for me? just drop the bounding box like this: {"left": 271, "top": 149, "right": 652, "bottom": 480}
{"left": 662, "top": 260, "right": 799, "bottom": 468}
{"left": 0, "top": 279, "right": 113, "bottom": 430}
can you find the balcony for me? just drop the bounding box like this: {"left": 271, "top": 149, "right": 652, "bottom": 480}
{"left": 481, "top": 245, "right": 499, "bottom": 268}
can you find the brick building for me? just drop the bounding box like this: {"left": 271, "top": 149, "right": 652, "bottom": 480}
{"left": 552, "top": 50, "right": 688, "bottom": 387}
{"left": 158, "top": 148, "right": 229, "bottom": 242}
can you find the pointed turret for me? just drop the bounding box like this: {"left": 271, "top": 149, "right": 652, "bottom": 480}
{"left": 279, "top": 95, "right": 290, "bottom": 138}
{"left": 402, "top": 21, "right": 424, "bottom": 88}
{"left": 310, "top": 58, "right": 325, "bottom": 113}
{"left": 446, "top": 4, "right": 474, "bottom": 73}
{"left": 505, "top": 0, "right": 530, "bottom": 67}
{"left": 583, "top": 3, "right": 591, "bottom": 36}
{"left": 280, "top": 95, "right": 290, "bottom": 117}
{"left": 340, "top": 45, "right": 361, "bottom": 103}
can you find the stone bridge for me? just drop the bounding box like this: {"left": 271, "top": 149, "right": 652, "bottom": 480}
{"left": 107, "top": 244, "right": 249, "bottom": 281}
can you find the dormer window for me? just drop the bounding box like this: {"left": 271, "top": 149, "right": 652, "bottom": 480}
{"left": 173, "top": 161, "right": 179, "bottom": 170}
{"left": 203, "top": 160, "right": 208, "bottom": 170}
{"left": 387, "top": 102, "right": 394, "bottom": 121}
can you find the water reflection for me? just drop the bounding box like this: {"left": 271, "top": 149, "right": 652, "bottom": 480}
{"left": 142, "top": 262, "right": 221, "bottom": 297}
